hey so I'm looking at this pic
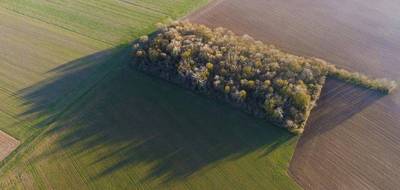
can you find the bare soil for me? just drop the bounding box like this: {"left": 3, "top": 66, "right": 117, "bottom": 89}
{"left": 0, "top": 130, "right": 19, "bottom": 161}
{"left": 187, "top": 0, "right": 400, "bottom": 189}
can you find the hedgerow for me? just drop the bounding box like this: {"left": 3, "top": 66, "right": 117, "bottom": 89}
{"left": 131, "top": 22, "right": 396, "bottom": 134}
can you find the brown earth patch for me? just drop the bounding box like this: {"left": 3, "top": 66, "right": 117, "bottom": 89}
{"left": 0, "top": 130, "right": 19, "bottom": 161}
{"left": 187, "top": 0, "right": 400, "bottom": 189}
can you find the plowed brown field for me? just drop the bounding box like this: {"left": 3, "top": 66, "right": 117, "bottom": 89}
{"left": 187, "top": 0, "right": 400, "bottom": 189}
{"left": 0, "top": 131, "right": 19, "bottom": 161}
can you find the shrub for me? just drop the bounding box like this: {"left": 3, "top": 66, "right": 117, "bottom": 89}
{"left": 292, "top": 91, "right": 311, "bottom": 111}
{"left": 239, "top": 90, "right": 247, "bottom": 100}
{"left": 224, "top": 85, "right": 231, "bottom": 94}
{"left": 206, "top": 62, "right": 214, "bottom": 70}
{"left": 131, "top": 22, "right": 396, "bottom": 134}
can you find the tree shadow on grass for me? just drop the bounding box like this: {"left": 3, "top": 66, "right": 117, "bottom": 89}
{"left": 19, "top": 44, "right": 295, "bottom": 184}
{"left": 17, "top": 44, "right": 131, "bottom": 125}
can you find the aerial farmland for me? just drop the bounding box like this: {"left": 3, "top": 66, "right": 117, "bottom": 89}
{"left": 0, "top": 0, "right": 399, "bottom": 189}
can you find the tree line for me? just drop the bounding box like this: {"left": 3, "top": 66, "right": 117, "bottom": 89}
{"left": 131, "top": 22, "right": 396, "bottom": 134}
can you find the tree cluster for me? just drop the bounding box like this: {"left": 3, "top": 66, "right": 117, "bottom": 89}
{"left": 131, "top": 22, "right": 396, "bottom": 134}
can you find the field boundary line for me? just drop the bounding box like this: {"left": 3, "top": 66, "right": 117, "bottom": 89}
{"left": 0, "top": 130, "right": 20, "bottom": 145}
{"left": 0, "top": 130, "right": 20, "bottom": 161}
{"left": 181, "top": 0, "right": 222, "bottom": 21}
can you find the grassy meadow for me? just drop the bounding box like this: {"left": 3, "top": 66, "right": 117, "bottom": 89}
{"left": 0, "top": 0, "right": 300, "bottom": 189}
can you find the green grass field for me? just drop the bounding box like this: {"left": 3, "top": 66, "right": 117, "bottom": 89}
{"left": 0, "top": 1, "right": 300, "bottom": 189}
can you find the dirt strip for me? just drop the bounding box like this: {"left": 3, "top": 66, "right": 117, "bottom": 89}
{"left": 0, "top": 130, "right": 19, "bottom": 161}
{"left": 187, "top": 0, "right": 400, "bottom": 189}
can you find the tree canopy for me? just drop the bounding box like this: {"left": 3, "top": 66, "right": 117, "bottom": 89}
{"left": 132, "top": 22, "right": 396, "bottom": 134}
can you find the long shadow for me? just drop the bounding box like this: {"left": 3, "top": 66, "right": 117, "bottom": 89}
{"left": 297, "top": 78, "right": 384, "bottom": 147}
{"left": 17, "top": 45, "right": 131, "bottom": 123}
{"left": 18, "top": 44, "right": 294, "bottom": 183}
